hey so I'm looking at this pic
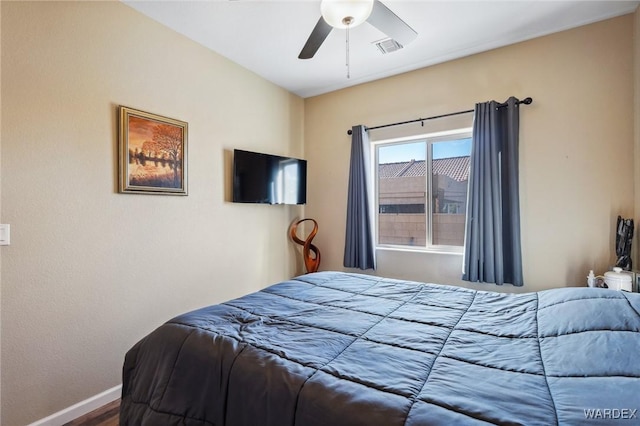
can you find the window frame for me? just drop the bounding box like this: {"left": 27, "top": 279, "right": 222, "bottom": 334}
{"left": 372, "top": 127, "right": 472, "bottom": 255}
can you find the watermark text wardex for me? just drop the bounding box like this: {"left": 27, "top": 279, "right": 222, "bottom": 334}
{"left": 583, "top": 408, "right": 637, "bottom": 420}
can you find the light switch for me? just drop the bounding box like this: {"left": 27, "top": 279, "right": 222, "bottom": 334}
{"left": 0, "top": 224, "right": 10, "bottom": 246}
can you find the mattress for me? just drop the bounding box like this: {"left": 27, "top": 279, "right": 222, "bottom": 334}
{"left": 120, "top": 271, "right": 640, "bottom": 425}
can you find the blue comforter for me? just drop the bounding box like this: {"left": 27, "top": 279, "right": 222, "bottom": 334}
{"left": 120, "top": 271, "right": 640, "bottom": 425}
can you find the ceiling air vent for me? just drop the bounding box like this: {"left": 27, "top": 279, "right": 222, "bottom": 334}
{"left": 374, "top": 38, "right": 403, "bottom": 54}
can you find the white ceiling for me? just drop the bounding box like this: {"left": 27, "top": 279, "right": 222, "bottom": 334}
{"left": 123, "top": 0, "right": 639, "bottom": 98}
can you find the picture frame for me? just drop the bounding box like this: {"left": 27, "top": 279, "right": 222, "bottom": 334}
{"left": 119, "top": 106, "right": 188, "bottom": 195}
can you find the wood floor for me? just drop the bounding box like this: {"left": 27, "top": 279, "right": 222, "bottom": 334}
{"left": 63, "top": 399, "right": 120, "bottom": 426}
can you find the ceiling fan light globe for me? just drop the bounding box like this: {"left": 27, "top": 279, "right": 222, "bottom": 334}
{"left": 320, "top": 0, "right": 374, "bottom": 29}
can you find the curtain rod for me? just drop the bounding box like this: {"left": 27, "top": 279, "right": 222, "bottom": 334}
{"left": 346, "top": 97, "right": 533, "bottom": 135}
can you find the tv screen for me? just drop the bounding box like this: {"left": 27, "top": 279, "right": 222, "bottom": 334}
{"left": 232, "top": 149, "right": 307, "bottom": 205}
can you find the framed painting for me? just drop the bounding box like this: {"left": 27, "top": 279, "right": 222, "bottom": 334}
{"left": 119, "top": 106, "right": 188, "bottom": 195}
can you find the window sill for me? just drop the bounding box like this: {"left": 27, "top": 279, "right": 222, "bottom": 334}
{"left": 376, "top": 245, "right": 464, "bottom": 256}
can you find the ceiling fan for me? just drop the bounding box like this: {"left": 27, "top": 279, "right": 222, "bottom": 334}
{"left": 298, "top": 0, "right": 418, "bottom": 60}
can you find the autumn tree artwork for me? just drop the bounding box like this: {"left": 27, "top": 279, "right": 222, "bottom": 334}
{"left": 119, "top": 107, "right": 188, "bottom": 195}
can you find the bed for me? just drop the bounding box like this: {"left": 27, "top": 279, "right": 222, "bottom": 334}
{"left": 120, "top": 271, "right": 640, "bottom": 425}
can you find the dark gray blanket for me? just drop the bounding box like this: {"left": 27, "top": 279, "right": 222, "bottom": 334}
{"left": 120, "top": 271, "right": 640, "bottom": 425}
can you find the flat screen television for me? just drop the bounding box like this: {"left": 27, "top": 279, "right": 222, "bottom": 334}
{"left": 232, "top": 149, "right": 307, "bottom": 205}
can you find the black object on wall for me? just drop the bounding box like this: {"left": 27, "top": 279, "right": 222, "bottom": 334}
{"left": 232, "top": 149, "right": 307, "bottom": 205}
{"left": 615, "top": 216, "right": 634, "bottom": 270}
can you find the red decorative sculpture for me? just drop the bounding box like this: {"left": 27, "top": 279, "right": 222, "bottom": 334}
{"left": 289, "top": 218, "right": 321, "bottom": 273}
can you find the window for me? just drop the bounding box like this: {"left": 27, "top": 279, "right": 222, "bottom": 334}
{"left": 374, "top": 129, "right": 472, "bottom": 252}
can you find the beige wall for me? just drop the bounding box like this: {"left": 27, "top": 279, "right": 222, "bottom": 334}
{"left": 0, "top": 2, "right": 304, "bottom": 425}
{"left": 635, "top": 9, "right": 640, "bottom": 269}
{"left": 305, "top": 15, "right": 635, "bottom": 293}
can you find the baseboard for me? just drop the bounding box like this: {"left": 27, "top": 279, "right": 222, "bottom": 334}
{"left": 28, "top": 385, "right": 121, "bottom": 426}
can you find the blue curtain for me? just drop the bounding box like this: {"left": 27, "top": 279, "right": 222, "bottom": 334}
{"left": 344, "top": 125, "right": 376, "bottom": 270}
{"left": 463, "top": 97, "right": 523, "bottom": 286}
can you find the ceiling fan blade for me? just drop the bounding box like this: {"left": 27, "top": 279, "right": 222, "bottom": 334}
{"left": 367, "top": 0, "right": 417, "bottom": 47}
{"left": 298, "top": 17, "right": 333, "bottom": 59}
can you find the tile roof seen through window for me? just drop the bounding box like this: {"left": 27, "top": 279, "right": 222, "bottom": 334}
{"left": 379, "top": 156, "right": 470, "bottom": 182}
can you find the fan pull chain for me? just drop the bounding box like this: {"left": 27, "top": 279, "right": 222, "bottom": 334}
{"left": 346, "top": 25, "right": 350, "bottom": 79}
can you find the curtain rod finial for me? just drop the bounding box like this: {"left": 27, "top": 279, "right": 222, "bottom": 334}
{"left": 347, "top": 129, "right": 353, "bottom": 135}
{"left": 522, "top": 97, "right": 533, "bottom": 105}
